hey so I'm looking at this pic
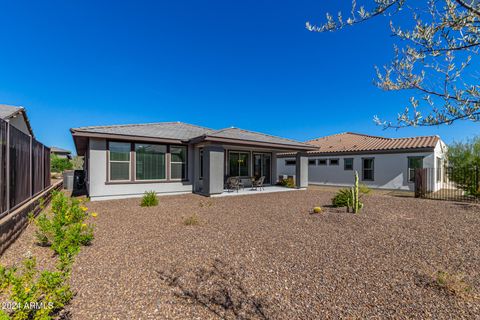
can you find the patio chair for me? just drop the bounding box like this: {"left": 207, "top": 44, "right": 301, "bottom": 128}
{"left": 226, "top": 177, "right": 243, "bottom": 193}
{"left": 252, "top": 176, "right": 265, "bottom": 191}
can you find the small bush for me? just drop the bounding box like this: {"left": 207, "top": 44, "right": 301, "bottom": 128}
{"left": 332, "top": 185, "right": 370, "bottom": 209}
{"left": 278, "top": 178, "right": 295, "bottom": 188}
{"left": 435, "top": 270, "right": 473, "bottom": 296}
{"left": 184, "top": 214, "right": 199, "bottom": 226}
{"left": 0, "top": 257, "right": 73, "bottom": 319}
{"left": 141, "top": 191, "right": 158, "bottom": 207}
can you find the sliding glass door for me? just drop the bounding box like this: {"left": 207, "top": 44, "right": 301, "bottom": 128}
{"left": 253, "top": 153, "right": 271, "bottom": 184}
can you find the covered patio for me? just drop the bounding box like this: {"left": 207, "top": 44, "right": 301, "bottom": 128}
{"left": 211, "top": 185, "right": 302, "bottom": 197}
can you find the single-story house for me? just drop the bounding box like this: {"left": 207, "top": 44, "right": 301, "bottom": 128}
{"left": 50, "top": 147, "right": 72, "bottom": 159}
{"left": 277, "top": 132, "right": 447, "bottom": 192}
{"left": 71, "top": 122, "right": 316, "bottom": 200}
{"left": 0, "top": 104, "right": 34, "bottom": 137}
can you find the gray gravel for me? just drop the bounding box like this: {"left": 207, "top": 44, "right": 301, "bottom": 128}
{"left": 3, "top": 189, "right": 480, "bottom": 319}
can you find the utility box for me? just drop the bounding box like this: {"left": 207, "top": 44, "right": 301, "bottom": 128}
{"left": 63, "top": 170, "right": 74, "bottom": 190}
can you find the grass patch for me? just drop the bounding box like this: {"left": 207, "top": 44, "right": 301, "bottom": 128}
{"left": 141, "top": 191, "right": 159, "bottom": 207}
{"left": 183, "top": 214, "right": 199, "bottom": 226}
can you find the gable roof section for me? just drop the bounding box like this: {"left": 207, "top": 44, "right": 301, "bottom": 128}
{"left": 71, "top": 122, "right": 214, "bottom": 142}
{"left": 288, "top": 132, "right": 439, "bottom": 156}
{"left": 193, "top": 127, "right": 315, "bottom": 150}
{"left": 0, "top": 104, "right": 35, "bottom": 137}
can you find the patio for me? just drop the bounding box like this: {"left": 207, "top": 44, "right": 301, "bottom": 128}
{"left": 212, "top": 185, "right": 303, "bottom": 197}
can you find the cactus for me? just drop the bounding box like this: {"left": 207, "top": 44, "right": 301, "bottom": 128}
{"left": 352, "top": 171, "right": 360, "bottom": 213}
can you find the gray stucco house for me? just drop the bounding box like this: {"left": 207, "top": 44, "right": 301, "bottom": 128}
{"left": 71, "top": 122, "right": 316, "bottom": 200}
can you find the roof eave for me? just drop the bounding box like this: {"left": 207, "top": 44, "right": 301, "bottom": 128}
{"left": 192, "top": 135, "right": 317, "bottom": 151}
{"left": 277, "top": 147, "right": 437, "bottom": 157}
{"left": 70, "top": 129, "right": 186, "bottom": 144}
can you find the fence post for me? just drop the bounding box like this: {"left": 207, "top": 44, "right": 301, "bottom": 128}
{"left": 41, "top": 144, "right": 45, "bottom": 191}
{"left": 5, "top": 122, "right": 10, "bottom": 214}
{"left": 29, "top": 136, "right": 33, "bottom": 197}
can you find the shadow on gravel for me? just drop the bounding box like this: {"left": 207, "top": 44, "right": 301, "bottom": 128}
{"left": 157, "top": 259, "right": 269, "bottom": 320}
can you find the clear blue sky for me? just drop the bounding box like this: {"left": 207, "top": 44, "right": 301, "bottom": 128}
{"left": 0, "top": 0, "right": 477, "bottom": 153}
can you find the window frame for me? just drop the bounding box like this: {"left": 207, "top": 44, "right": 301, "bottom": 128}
{"left": 362, "top": 157, "right": 375, "bottom": 181}
{"left": 228, "top": 151, "right": 250, "bottom": 177}
{"left": 436, "top": 157, "right": 442, "bottom": 183}
{"left": 134, "top": 143, "right": 168, "bottom": 182}
{"left": 408, "top": 156, "right": 424, "bottom": 183}
{"left": 106, "top": 140, "right": 189, "bottom": 184}
{"left": 318, "top": 159, "right": 327, "bottom": 166}
{"left": 108, "top": 141, "right": 132, "bottom": 182}
{"left": 308, "top": 159, "right": 316, "bottom": 166}
{"left": 329, "top": 158, "right": 339, "bottom": 166}
{"left": 344, "top": 158, "right": 354, "bottom": 171}
{"left": 285, "top": 159, "right": 296, "bottom": 166}
{"left": 170, "top": 145, "right": 188, "bottom": 181}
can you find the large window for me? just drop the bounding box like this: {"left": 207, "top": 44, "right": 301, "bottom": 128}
{"left": 362, "top": 158, "right": 374, "bottom": 181}
{"left": 408, "top": 156, "right": 423, "bottom": 182}
{"left": 109, "top": 142, "right": 131, "bottom": 181}
{"left": 344, "top": 158, "right": 354, "bottom": 171}
{"left": 229, "top": 152, "right": 249, "bottom": 177}
{"left": 135, "top": 144, "right": 166, "bottom": 180}
{"left": 171, "top": 146, "right": 187, "bottom": 180}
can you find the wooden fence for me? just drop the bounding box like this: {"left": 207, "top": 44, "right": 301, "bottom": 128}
{"left": 0, "top": 118, "right": 51, "bottom": 220}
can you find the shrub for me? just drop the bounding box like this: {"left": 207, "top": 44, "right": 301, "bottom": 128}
{"left": 183, "top": 214, "right": 199, "bottom": 226}
{"left": 331, "top": 175, "right": 370, "bottom": 212}
{"left": 278, "top": 178, "right": 295, "bottom": 188}
{"left": 0, "top": 257, "right": 73, "bottom": 319}
{"left": 34, "top": 192, "right": 94, "bottom": 271}
{"left": 141, "top": 191, "right": 158, "bottom": 207}
{"left": 50, "top": 154, "right": 73, "bottom": 173}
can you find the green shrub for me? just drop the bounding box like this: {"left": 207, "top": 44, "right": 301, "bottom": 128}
{"left": 278, "top": 178, "right": 295, "bottom": 188}
{"left": 50, "top": 154, "right": 73, "bottom": 173}
{"left": 34, "top": 192, "right": 94, "bottom": 271}
{"left": 0, "top": 257, "right": 73, "bottom": 320}
{"left": 141, "top": 191, "right": 159, "bottom": 207}
{"left": 331, "top": 182, "right": 370, "bottom": 211}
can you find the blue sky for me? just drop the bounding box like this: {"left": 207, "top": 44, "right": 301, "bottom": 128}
{"left": 0, "top": 0, "right": 477, "bottom": 153}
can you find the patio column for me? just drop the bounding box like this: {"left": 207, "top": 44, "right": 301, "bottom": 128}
{"left": 202, "top": 145, "right": 225, "bottom": 196}
{"left": 295, "top": 152, "right": 308, "bottom": 189}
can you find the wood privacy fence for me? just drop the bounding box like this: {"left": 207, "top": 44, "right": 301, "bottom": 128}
{"left": 0, "top": 118, "right": 51, "bottom": 220}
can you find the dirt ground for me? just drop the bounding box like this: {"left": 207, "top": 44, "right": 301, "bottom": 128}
{"left": 1, "top": 188, "right": 479, "bottom": 319}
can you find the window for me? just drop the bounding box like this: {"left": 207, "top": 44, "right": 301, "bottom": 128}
{"left": 135, "top": 144, "right": 166, "bottom": 180}
{"left": 285, "top": 159, "right": 296, "bottom": 166}
{"left": 308, "top": 159, "right": 316, "bottom": 166}
{"left": 229, "top": 152, "right": 249, "bottom": 176}
{"left": 318, "top": 159, "right": 327, "bottom": 166}
{"left": 436, "top": 157, "right": 442, "bottom": 183}
{"left": 109, "top": 142, "right": 131, "bottom": 181}
{"left": 199, "top": 149, "right": 204, "bottom": 179}
{"left": 344, "top": 158, "right": 354, "bottom": 170}
{"left": 329, "top": 159, "right": 339, "bottom": 166}
{"left": 362, "top": 158, "right": 374, "bottom": 181}
{"left": 408, "top": 156, "right": 423, "bottom": 182}
{"left": 171, "top": 146, "right": 187, "bottom": 180}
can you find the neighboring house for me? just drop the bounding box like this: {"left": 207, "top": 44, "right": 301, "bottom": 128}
{"left": 277, "top": 132, "right": 447, "bottom": 192}
{"left": 0, "top": 104, "right": 34, "bottom": 137}
{"left": 71, "top": 122, "right": 316, "bottom": 200}
{"left": 50, "top": 147, "right": 72, "bottom": 159}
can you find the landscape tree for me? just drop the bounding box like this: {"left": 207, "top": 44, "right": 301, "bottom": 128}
{"left": 51, "top": 154, "right": 73, "bottom": 173}
{"left": 306, "top": 0, "right": 480, "bottom": 128}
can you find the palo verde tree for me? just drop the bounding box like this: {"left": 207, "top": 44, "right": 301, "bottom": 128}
{"left": 306, "top": 0, "right": 480, "bottom": 128}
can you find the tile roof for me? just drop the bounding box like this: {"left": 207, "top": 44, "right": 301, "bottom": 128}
{"left": 300, "top": 132, "right": 440, "bottom": 155}
{"left": 0, "top": 104, "right": 23, "bottom": 119}
{"left": 205, "top": 127, "right": 311, "bottom": 148}
{"left": 72, "top": 122, "right": 214, "bottom": 141}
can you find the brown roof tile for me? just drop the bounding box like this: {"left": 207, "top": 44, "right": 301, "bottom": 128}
{"left": 281, "top": 132, "right": 439, "bottom": 156}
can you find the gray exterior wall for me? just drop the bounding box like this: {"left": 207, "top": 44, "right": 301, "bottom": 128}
{"left": 87, "top": 138, "right": 194, "bottom": 201}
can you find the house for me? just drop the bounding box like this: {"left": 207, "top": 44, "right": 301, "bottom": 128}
{"left": 50, "top": 147, "right": 72, "bottom": 159}
{"left": 277, "top": 132, "right": 447, "bottom": 191}
{"left": 0, "top": 104, "right": 34, "bottom": 137}
{"left": 70, "top": 122, "right": 316, "bottom": 200}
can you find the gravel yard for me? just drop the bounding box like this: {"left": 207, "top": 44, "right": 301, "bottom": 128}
{"left": 2, "top": 189, "right": 480, "bottom": 319}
